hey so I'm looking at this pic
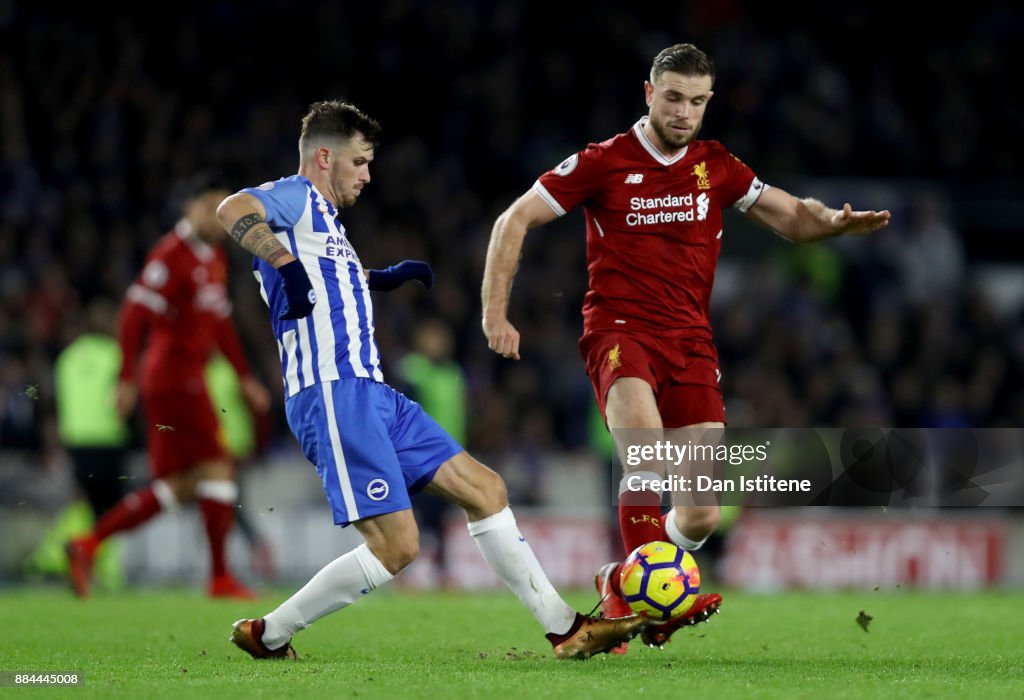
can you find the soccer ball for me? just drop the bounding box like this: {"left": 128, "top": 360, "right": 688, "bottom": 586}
{"left": 619, "top": 541, "right": 700, "bottom": 621}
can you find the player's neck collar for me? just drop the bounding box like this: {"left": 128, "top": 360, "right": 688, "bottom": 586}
{"left": 634, "top": 118, "right": 689, "bottom": 166}
{"left": 299, "top": 176, "right": 342, "bottom": 220}
{"left": 308, "top": 182, "right": 341, "bottom": 220}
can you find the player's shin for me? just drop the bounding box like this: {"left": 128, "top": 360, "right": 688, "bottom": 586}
{"left": 261, "top": 543, "right": 393, "bottom": 649}
{"left": 467, "top": 506, "right": 577, "bottom": 635}
{"left": 618, "top": 471, "right": 665, "bottom": 554}
{"left": 196, "top": 480, "right": 238, "bottom": 578}
{"left": 89, "top": 479, "right": 173, "bottom": 545}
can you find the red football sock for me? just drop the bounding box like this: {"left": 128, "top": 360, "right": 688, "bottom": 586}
{"left": 198, "top": 498, "right": 235, "bottom": 578}
{"left": 609, "top": 563, "right": 624, "bottom": 597}
{"left": 607, "top": 511, "right": 673, "bottom": 599}
{"left": 618, "top": 489, "right": 664, "bottom": 556}
{"left": 89, "top": 486, "right": 162, "bottom": 550}
{"left": 659, "top": 511, "right": 672, "bottom": 540}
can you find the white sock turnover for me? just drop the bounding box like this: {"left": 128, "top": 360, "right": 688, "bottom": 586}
{"left": 664, "top": 507, "right": 708, "bottom": 550}
{"left": 468, "top": 506, "right": 577, "bottom": 635}
{"left": 261, "top": 543, "right": 393, "bottom": 649}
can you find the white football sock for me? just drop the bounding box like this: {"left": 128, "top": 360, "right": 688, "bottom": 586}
{"left": 151, "top": 479, "right": 178, "bottom": 512}
{"left": 665, "top": 507, "right": 708, "bottom": 550}
{"left": 467, "top": 506, "right": 577, "bottom": 635}
{"left": 195, "top": 479, "right": 238, "bottom": 504}
{"left": 261, "top": 543, "right": 393, "bottom": 649}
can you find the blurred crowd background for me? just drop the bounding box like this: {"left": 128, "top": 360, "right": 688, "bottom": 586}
{"left": 2, "top": 1, "right": 1022, "bottom": 474}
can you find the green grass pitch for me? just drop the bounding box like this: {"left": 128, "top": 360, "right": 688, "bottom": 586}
{"left": 4, "top": 587, "right": 1024, "bottom": 699}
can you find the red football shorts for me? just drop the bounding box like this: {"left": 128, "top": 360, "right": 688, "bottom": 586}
{"left": 579, "top": 330, "right": 726, "bottom": 428}
{"left": 141, "top": 381, "right": 226, "bottom": 477}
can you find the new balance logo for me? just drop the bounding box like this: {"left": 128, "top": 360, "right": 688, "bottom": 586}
{"left": 624, "top": 173, "right": 644, "bottom": 184}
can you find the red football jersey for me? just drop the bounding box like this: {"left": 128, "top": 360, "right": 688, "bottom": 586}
{"left": 536, "top": 118, "right": 766, "bottom": 339}
{"left": 119, "top": 221, "right": 250, "bottom": 394}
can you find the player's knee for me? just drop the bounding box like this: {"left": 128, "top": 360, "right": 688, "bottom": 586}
{"left": 195, "top": 459, "right": 233, "bottom": 482}
{"left": 163, "top": 473, "right": 197, "bottom": 503}
{"left": 374, "top": 533, "right": 420, "bottom": 574}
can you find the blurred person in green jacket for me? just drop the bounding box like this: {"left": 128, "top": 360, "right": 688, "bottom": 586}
{"left": 27, "top": 298, "right": 130, "bottom": 589}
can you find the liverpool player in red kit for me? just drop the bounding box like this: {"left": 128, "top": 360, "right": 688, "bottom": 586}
{"left": 67, "top": 183, "right": 271, "bottom": 599}
{"left": 482, "top": 43, "right": 890, "bottom": 650}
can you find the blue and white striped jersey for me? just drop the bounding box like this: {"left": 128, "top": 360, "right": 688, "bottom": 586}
{"left": 243, "top": 175, "right": 383, "bottom": 398}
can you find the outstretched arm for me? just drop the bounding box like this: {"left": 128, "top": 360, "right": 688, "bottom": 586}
{"left": 216, "top": 192, "right": 315, "bottom": 320}
{"left": 481, "top": 188, "right": 559, "bottom": 360}
{"left": 365, "top": 260, "right": 434, "bottom": 291}
{"left": 745, "top": 186, "right": 890, "bottom": 243}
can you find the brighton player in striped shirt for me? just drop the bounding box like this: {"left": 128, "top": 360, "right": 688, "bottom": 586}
{"left": 216, "top": 100, "right": 643, "bottom": 660}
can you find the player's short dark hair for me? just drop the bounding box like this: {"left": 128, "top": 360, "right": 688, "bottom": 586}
{"left": 300, "top": 100, "right": 382, "bottom": 151}
{"left": 650, "top": 43, "right": 715, "bottom": 84}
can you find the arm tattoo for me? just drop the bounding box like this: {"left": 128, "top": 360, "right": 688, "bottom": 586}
{"left": 262, "top": 246, "right": 291, "bottom": 266}
{"left": 230, "top": 213, "right": 264, "bottom": 244}
{"left": 230, "top": 214, "right": 293, "bottom": 265}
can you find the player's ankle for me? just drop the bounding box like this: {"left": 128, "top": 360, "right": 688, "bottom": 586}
{"left": 610, "top": 563, "right": 624, "bottom": 597}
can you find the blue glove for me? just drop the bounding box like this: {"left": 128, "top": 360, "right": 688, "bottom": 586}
{"left": 277, "top": 259, "right": 317, "bottom": 319}
{"left": 367, "top": 260, "right": 435, "bottom": 292}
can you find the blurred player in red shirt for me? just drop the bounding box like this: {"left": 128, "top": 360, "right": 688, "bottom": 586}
{"left": 482, "top": 43, "right": 890, "bottom": 650}
{"left": 67, "top": 181, "right": 271, "bottom": 599}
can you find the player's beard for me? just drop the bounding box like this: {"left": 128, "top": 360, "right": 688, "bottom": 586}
{"left": 651, "top": 115, "right": 701, "bottom": 151}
